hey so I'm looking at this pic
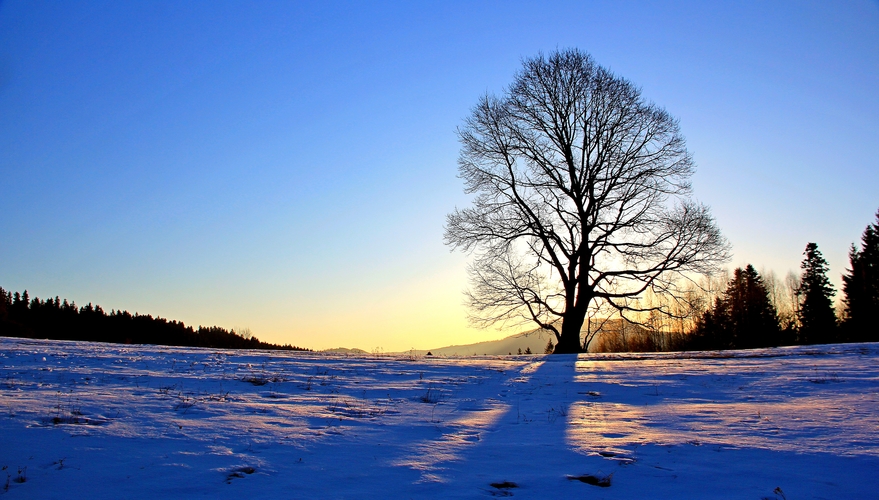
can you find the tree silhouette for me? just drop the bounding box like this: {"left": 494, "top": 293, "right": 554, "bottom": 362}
{"left": 694, "top": 265, "right": 779, "bottom": 349}
{"left": 797, "top": 243, "right": 836, "bottom": 344}
{"left": 445, "top": 49, "right": 728, "bottom": 353}
{"left": 0, "top": 286, "right": 309, "bottom": 351}
{"left": 842, "top": 210, "right": 879, "bottom": 341}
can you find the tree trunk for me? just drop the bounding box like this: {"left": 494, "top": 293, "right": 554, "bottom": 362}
{"left": 554, "top": 308, "right": 586, "bottom": 353}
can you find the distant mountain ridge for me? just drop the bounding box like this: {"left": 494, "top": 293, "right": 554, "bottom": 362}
{"left": 417, "top": 326, "right": 557, "bottom": 356}
{"left": 317, "top": 325, "right": 562, "bottom": 358}
{"left": 403, "top": 318, "right": 648, "bottom": 356}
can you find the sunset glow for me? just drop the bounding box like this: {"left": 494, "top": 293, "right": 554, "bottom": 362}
{"left": 1, "top": 2, "right": 876, "bottom": 351}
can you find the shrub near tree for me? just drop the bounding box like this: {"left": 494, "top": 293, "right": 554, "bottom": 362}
{"left": 693, "top": 265, "right": 780, "bottom": 350}
{"left": 796, "top": 243, "right": 837, "bottom": 344}
{"left": 842, "top": 210, "right": 879, "bottom": 342}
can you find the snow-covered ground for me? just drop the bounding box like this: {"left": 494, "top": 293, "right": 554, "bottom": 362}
{"left": 1, "top": 337, "right": 877, "bottom": 499}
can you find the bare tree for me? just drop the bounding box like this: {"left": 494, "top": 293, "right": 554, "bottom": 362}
{"left": 235, "top": 326, "right": 254, "bottom": 341}
{"left": 445, "top": 49, "right": 729, "bottom": 353}
{"left": 763, "top": 269, "right": 800, "bottom": 332}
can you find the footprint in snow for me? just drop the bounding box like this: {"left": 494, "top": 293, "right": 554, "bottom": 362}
{"left": 567, "top": 473, "right": 613, "bottom": 487}
{"left": 225, "top": 466, "right": 256, "bottom": 483}
{"left": 488, "top": 481, "right": 518, "bottom": 497}
{"left": 597, "top": 450, "right": 636, "bottom": 465}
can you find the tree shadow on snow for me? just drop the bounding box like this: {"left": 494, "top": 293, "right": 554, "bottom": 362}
{"left": 402, "top": 355, "right": 617, "bottom": 497}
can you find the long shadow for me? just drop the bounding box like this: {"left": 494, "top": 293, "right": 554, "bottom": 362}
{"left": 400, "top": 354, "right": 615, "bottom": 497}
{"left": 406, "top": 348, "right": 879, "bottom": 499}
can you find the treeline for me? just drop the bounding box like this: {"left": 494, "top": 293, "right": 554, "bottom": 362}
{"left": 0, "top": 287, "right": 309, "bottom": 351}
{"left": 597, "top": 210, "right": 879, "bottom": 352}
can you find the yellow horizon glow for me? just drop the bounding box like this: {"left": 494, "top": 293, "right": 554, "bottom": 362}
{"left": 231, "top": 264, "right": 523, "bottom": 352}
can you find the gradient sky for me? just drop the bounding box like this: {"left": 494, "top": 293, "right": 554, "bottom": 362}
{"left": 1, "top": 1, "right": 877, "bottom": 351}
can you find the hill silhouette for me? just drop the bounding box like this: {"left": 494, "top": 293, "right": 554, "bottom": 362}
{"left": 410, "top": 318, "right": 659, "bottom": 356}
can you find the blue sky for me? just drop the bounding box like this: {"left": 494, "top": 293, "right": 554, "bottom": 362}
{"left": 1, "top": 1, "right": 877, "bottom": 350}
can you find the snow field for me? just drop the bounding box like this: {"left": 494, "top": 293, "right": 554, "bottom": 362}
{"left": 1, "top": 337, "right": 878, "bottom": 498}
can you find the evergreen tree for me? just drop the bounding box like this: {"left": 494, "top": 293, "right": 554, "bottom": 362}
{"left": 797, "top": 243, "right": 836, "bottom": 344}
{"left": 0, "top": 286, "right": 310, "bottom": 351}
{"left": 694, "top": 265, "right": 779, "bottom": 349}
{"left": 0, "top": 286, "right": 8, "bottom": 322}
{"left": 842, "top": 210, "right": 879, "bottom": 341}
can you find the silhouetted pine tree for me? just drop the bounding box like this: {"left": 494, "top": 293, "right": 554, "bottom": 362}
{"left": 796, "top": 243, "right": 837, "bottom": 344}
{"left": 842, "top": 210, "right": 879, "bottom": 342}
{"left": 693, "top": 265, "right": 780, "bottom": 349}
{"left": 0, "top": 287, "right": 9, "bottom": 329}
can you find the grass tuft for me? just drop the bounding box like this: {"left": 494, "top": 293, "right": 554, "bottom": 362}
{"left": 418, "top": 385, "right": 440, "bottom": 404}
